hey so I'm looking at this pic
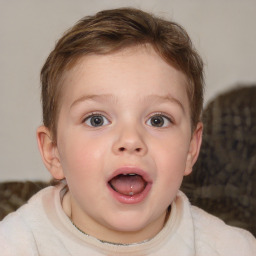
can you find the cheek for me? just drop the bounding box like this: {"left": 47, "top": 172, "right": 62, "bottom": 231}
{"left": 152, "top": 136, "right": 190, "bottom": 174}
{"left": 154, "top": 143, "right": 188, "bottom": 200}
{"left": 58, "top": 134, "right": 109, "bottom": 178}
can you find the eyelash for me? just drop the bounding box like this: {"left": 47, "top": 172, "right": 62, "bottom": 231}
{"left": 82, "top": 112, "right": 174, "bottom": 128}
{"left": 82, "top": 112, "right": 110, "bottom": 127}
{"left": 146, "top": 112, "right": 174, "bottom": 127}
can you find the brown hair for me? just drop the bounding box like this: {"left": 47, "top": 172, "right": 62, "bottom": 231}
{"left": 41, "top": 7, "right": 204, "bottom": 142}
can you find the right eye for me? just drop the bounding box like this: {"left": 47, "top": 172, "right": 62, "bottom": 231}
{"left": 84, "top": 114, "right": 110, "bottom": 127}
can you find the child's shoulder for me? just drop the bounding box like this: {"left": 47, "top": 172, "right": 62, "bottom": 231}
{"left": 0, "top": 186, "right": 58, "bottom": 255}
{"left": 0, "top": 185, "right": 55, "bottom": 221}
{"left": 190, "top": 204, "right": 256, "bottom": 255}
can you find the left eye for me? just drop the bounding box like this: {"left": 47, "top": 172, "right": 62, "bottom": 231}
{"left": 84, "top": 114, "right": 110, "bottom": 127}
{"left": 146, "top": 114, "right": 171, "bottom": 127}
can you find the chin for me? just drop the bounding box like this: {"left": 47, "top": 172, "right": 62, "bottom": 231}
{"left": 105, "top": 212, "right": 153, "bottom": 233}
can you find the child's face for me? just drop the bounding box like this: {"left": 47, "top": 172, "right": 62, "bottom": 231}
{"left": 43, "top": 45, "right": 202, "bottom": 243}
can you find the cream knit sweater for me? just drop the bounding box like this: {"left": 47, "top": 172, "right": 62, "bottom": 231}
{"left": 0, "top": 185, "right": 255, "bottom": 255}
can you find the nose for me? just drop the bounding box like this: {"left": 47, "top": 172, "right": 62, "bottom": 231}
{"left": 112, "top": 125, "right": 148, "bottom": 156}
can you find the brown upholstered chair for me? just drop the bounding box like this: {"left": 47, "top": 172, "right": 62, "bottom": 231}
{"left": 182, "top": 85, "right": 256, "bottom": 236}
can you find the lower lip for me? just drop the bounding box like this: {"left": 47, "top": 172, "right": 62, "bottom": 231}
{"left": 107, "top": 182, "right": 152, "bottom": 204}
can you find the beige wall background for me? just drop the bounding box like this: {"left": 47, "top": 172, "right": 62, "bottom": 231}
{"left": 1, "top": 0, "right": 256, "bottom": 181}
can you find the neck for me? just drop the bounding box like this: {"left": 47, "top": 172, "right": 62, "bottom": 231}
{"left": 62, "top": 190, "right": 171, "bottom": 244}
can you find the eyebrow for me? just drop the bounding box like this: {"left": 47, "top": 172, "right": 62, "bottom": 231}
{"left": 70, "top": 94, "right": 117, "bottom": 109}
{"left": 70, "top": 93, "right": 184, "bottom": 112}
{"left": 145, "top": 94, "right": 185, "bottom": 112}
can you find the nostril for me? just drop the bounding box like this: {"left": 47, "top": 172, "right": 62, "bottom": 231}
{"left": 117, "top": 146, "right": 144, "bottom": 153}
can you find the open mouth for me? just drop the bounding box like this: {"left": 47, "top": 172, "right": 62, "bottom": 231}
{"left": 108, "top": 173, "right": 147, "bottom": 196}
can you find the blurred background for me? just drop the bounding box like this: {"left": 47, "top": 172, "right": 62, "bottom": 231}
{"left": 1, "top": 0, "right": 256, "bottom": 181}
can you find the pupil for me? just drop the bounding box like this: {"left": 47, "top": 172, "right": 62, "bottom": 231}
{"left": 91, "top": 116, "right": 103, "bottom": 126}
{"left": 151, "top": 116, "right": 164, "bottom": 127}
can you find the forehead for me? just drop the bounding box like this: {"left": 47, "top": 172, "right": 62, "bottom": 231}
{"left": 60, "top": 45, "right": 189, "bottom": 110}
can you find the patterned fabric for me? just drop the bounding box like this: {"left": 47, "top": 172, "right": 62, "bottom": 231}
{"left": 182, "top": 85, "right": 256, "bottom": 236}
{"left": 0, "top": 181, "right": 49, "bottom": 220}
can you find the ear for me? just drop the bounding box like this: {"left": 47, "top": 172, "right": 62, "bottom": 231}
{"left": 184, "top": 122, "right": 203, "bottom": 176}
{"left": 36, "top": 126, "right": 65, "bottom": 180}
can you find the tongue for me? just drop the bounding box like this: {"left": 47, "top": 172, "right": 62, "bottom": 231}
{"left": 109, "top": 174, "right": 146, "bottom": 196}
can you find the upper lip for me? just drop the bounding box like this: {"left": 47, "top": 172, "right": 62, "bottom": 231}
{"left": 107, "top": 166, "right": 153, "bottom": 183}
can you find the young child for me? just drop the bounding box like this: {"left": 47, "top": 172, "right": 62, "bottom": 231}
{"left": 0, "top": 7, "right": 255, "bottom": 255}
